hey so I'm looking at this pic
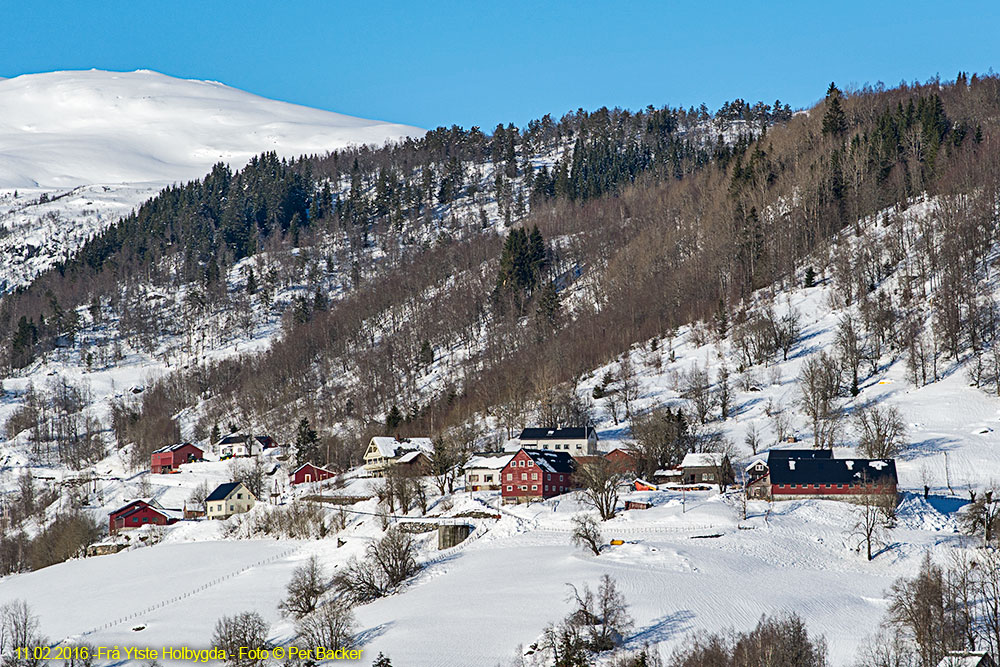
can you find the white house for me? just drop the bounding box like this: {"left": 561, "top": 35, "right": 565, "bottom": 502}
{"left": 514, "top": 427, "right": 598, "bottom": 456}
{"left": 463, "top": 452, "right": 515, "bottom": 491}
{"left": 363, "top": 436, "right": 435, "bottom": 477}
{"left": 215, "top": 433, "right": 271, "bottom": 458}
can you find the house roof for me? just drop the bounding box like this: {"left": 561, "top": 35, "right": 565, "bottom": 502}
{"left": 745, "top": 458, "right": 767, "bottom": 472}
{"left": 205, "top": 482, "right": 249, "bottom": 502}
{"left": 766, "top": 448, "right": 833, "bottom": 460}
{"left": 681, "top": 452, "right": 726, "bottom": 468}
{"left": 768, "top": 456, "right": 898, "bottom": 486}
{"left": 518, "top": 427, "right": 596, "bottom": 441}
{"left": 110, "top": 498, "right": 162, "bottom": 515}
{"left": 217, "top": 434, "right": 249, "bottom": 446}
{"left": 292, "top": 463, "right": 335, "bottom": 476}
{"left": 515, "top": 448, "right": 576, "bottom": 473}
{"left": 464, "top": 452, "right": 515, "bottom": 470}
{"left": 152, "top": 442, "right": 202, "bottom": 454}
{"left": 937, "top": 653, "right": 994, "bottom": 667}
{"left": 115, "top": 505, "right": 180, "bottom": 522}
{"left": 397, "top": 451, "right": 429, "bottom": 464}
{"left": 369, "top": 436, "right": 434, "bottom": 458}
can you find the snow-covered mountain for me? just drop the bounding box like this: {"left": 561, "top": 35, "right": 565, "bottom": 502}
{"left": 0, "top": 69, "right": 424, "bottom": 292}
{"left": 0, "top": 69, "right": 423, "bottom": 188}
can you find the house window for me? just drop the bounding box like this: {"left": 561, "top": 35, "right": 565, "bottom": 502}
{"left": 521, "top": 473, "right": 527, "bottom": 480}
{"left": 237, "top": 493, "right": 243, "bottom": 499}
{"left": 519, "top": 460, "right": 525, "bottom": 467}
{"left": 485, "top": 474, "right": 493, "bottom": 482}
{"left": 520, "top": 485, "right": 527, "bottom": 491}
{"left": 506, "top": 485, "right": 512, "bottom": 491}
{"left": 825, "top": 484, "right": 832, "bottom": 488}
{"left": 559, "top": 474, "right": 564, "bottom": 482}
{"left": 544, "top": 485, "right": 548, "bottom": 491}
{"left": 527, "top": 460, "right": 533, "bottom": 467}
{"left": 507, "top": 473, "right": 513, "bottom": 480}
{"left": 230, "top": 505, "right": 234, "bottom": 511}
{"left": 470, "top": 474, "right": 479, "bottom": 482}
{"left": 532, "top": 473, "right": 538, "bottom": 480}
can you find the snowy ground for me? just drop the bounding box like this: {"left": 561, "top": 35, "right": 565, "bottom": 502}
{"left": 0, "top": 485, "right": 965, "bottom": 666}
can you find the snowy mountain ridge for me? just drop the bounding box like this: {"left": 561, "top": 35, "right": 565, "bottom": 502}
{"left": 0, "top": 69, "right": 423, "bottom": 189}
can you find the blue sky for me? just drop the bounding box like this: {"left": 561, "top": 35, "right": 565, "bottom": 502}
{"left": 6, "top": 1, "right": 998, "bottom": 130}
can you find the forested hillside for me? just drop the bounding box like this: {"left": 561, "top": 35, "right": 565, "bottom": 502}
{"left": 3, "top": 74, "right": 999, "bottom": 474}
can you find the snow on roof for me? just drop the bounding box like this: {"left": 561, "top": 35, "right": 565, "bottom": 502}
{"left": 518, "top": 426, "right": 595, "bottom": 441}
{"left": 681, "top": 452, "right": 725, "bottom": 468}
{"left": 745, "top": 458, "right": 767, "bottom": 472}
{"left": 654, "top": 469, "right": 683, "bottom": 477}
{"left": 464, "top": 452, "right": 515, "bottom": 470}
{"left": 369, "top": 436, "right": 434, "bottom": 458}
{"left": 937, "top": 653, "right": 992, "bottom": 667}
{"left": 397, "top": 451, "right": 428, "bottom": 464}
{"left": 151, "top": 442, "right": 201, "bottom": 454}
{"left": 517, "top": 449, "right": 576, "bottom": 473}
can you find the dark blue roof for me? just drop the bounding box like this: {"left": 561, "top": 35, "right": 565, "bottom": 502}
{"left": 205, "top": 482, "right": 242, "bottom": 502}
{"left": 768, "top": 456, "right": 897, "bottom": 486}
{"left": 766, "top": 448, "right": 833, "bottom": 460}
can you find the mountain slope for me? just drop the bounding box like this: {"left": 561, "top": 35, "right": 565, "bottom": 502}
{"left": 0, "top": 69, "right": 424, "bottom": 188}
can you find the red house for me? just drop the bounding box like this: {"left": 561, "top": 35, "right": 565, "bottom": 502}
{"left": 151, "top": 443, "right": 203, "bottom": 474}
{"left": 290, "top": 463, "right": 337, "bottom": 485}
{"left": 501, "top": 449, "right": 576, "bottom": 504}
{"left": 604, "top": 448, "right": 637, "bottom": 474}
{"left": 109, "top": 499, "right": 179, "bottom": 534}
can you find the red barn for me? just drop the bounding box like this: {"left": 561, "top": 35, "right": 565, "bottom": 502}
{"left": 290, "top": 463, "right": 337, "bottom": 485}
{"left": 109, "top": 499, "right": 179, "bottom": 534}
{"left": 748, "top": 450, "right": 898, "bottom": 503}
{"left": 151, "top": 443, "right": 203, "bottom": 474}
{"left": 501, "top": 448, "right": 576, "bottom": 504}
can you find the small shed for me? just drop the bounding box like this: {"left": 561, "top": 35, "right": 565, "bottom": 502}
{"left": 290, "top": 463, "right": 337, "bottom": 485}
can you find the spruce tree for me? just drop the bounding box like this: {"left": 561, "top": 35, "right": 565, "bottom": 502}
{"left": 822, "top": 83, "right": 848, "bottom": 137}
{"left": 295, "top": 418, "right": 321, "bottom": 465}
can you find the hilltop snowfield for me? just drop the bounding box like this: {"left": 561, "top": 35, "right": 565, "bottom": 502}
{"left": 0, "top": 69, "right": 424, "bottom": 292}
{"left": 0, "top": 69, "right": 423, "bottom": 189}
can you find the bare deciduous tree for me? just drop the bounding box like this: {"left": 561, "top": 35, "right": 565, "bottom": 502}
{"left": 295, "top": 598, "right": 355, "bottom": 652}
{"left": 212, "top": 611, "right": 270, "bottom": 667}
{"left": 279, "top": 555, "right": 327, "bottom": 619}
{"left": 849, "top": 490, "right": 895, "bottom": 561}
{"left": 798, "top": 352, "right": 843, "bottom": 449}
{"left": 570, "top": 513, "right": 603, "bottom": 556}
{"left": 576, "top": 459, "right": 624, "bottom": 520}
{"left": 333, "top": 527, "right": 420, "bottom": 603}
{"left": 0, "top": 600, "right": 47, "bottom": 667}
{"left": 854, "top": 403, "right": 908, "bottom": 459}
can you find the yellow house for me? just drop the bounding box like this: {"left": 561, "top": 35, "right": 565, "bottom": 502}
{"left": 205, "top": 481, "right": 256, "bottom": 519}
